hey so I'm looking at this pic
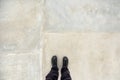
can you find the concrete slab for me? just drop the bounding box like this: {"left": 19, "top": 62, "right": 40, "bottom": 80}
{"left": 0, "top": 53, "right": 40, "bottom": 80}
{"left": 44, "top": 0, "right": 120, "bottom": 32}
{"left": 42, "top": 33, "right": 120, "bottom": 80}
{"left": 0, "top": 0, "right": 42, "bottom": 51}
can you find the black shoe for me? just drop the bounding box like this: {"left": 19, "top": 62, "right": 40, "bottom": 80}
{"left": 63, "top": 56, "right": 68, "bottom": 67}
{"left": 51, "top": 56, "right": 57, "bottom": 67}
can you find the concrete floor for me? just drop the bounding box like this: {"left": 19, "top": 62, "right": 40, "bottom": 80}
{"left": 0, "top": 0, "right": 120, "bottom": 80}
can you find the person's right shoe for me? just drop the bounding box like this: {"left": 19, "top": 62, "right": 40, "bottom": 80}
{"left": 63, "top": 56, "right": 68, "bottom": 67}
{"left": 51, "top": 55, "right": 57, "bottom": 67}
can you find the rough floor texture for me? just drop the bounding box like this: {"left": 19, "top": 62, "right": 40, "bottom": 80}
{"left": 43, "top": 33, "right": 120, "bottom": 80}
{"left": 0, "top": 0, "right": 120, "bottom": 80}
{"left": 0, "top": 0, "right": 42, "bottom": 80}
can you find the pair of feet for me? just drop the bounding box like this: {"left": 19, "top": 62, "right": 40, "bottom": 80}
{"left": 46, "top": 56, "right": 71, "bottom": 80}
{"left": 52, "top": 56, "right": 68, "bottom": 68}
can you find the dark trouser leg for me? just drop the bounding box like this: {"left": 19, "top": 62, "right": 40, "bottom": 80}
{"left": 61, "top": 66, "right": 72, "bottom": 80}
{"left": 46, "top": 66, "right": 59, "bottom": 80}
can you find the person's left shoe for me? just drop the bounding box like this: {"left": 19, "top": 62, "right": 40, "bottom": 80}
{"left": 51, "top": 55, "right": 58, "bottom": 67}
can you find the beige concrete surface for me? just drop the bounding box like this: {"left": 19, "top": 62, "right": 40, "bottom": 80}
{"left": 43, "top": 0, "right": 120, "bottom": 79}
{"left": 42, "top": 33, "right": 120, "bottom": 80}
{"left": 0, "top": 0, "right": 42, "bottom": 80}
{"left": 0, "top": 52, "right": 40, "bottom": 80}
{"left": 0, "top": 0, "right": 42, "bottom": 51}
{"left": 0, "top": 0, "right": 120, "bottom": 80}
